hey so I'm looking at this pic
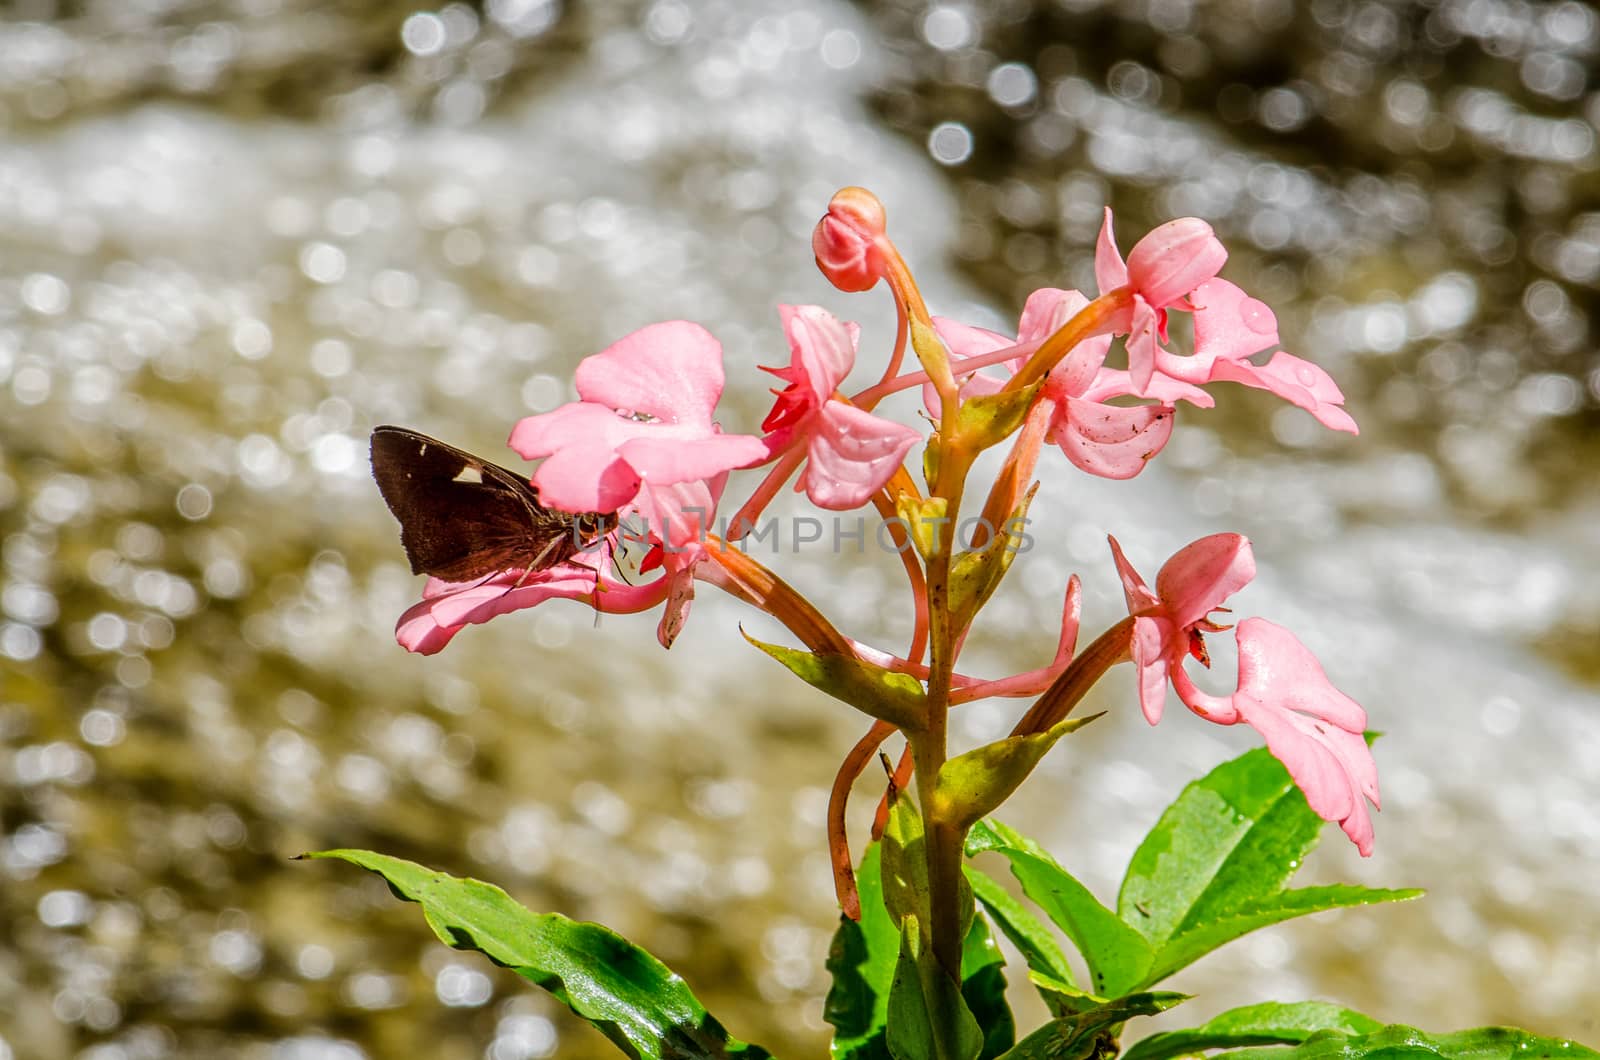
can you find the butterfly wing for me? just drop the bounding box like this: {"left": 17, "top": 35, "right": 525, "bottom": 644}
{"left": 370, "top": 425, "right": 576, "bottom": 582}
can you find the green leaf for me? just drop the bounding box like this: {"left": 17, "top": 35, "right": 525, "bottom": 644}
{"left": 828, "top": 842, "right": 899, "bottom": 1060}
{"left": 1121, "top": 1001, "right": 1383, "bottom": 1060}
{"left": 1117, "top": 746, "right": 1419, "bottom": 984}
{"left": 887, "top": 916, "right": 985, "bottom": 1060}
{"left": 966, "top": 819, "right": 1153, "bottom": 998}
{"left": 953, "top": 379, "right": 1043, "bottom": 453}
{"left": 742, "top": 632, "right": 924, "bottom": 730}
{"left": 960, "top": 914, "right": 1015, "bottom": 1060}
{"left": 963, "top": 863, "right": 1078, "bottom": 991}
{"left": 996, "top": 991, "right": 1187, "bottom": 1060}
{"left": 1148, "top": 885, "right": 1421, "bottom": 985}
{"left": 1212, "top": 1024, "right": 1599, "bottom": 1060}
{"left": 302, "top": 850, "right": 772, "bottom": 1060}
{"left": 934, "top": 714, "right": 1102, "bottom": 831}
{"left": 882, "top": 794, "right": 930, "bottom": 928}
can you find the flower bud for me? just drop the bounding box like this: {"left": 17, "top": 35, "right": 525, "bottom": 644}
{"left": 812, "top": 187, "right": 889, "bottom": 292}
{"left": 1126, "top": 217, "right": 1227, "bottom": 308}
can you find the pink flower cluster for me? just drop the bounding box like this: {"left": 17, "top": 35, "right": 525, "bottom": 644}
{"left": 387, "top": 191, "right": 1378, "bottom": 856}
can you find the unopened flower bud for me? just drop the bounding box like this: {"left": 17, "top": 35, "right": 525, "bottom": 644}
{"left": 813, "top": 187, "right": 889, "bottom": 292}
{"left": 1126, "top": 217, "right": 1228, "bottom": 308}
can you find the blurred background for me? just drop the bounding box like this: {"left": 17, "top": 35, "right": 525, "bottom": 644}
{"left": 1, "top": 1, "right": 1598, "bottom": 1057}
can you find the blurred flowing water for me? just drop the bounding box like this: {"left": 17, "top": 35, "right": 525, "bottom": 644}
{"left": 0, "top": 1, "right": 1597, "bottom": 1057}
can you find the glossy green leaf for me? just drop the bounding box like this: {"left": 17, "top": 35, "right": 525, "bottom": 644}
{"left": 887, "top": 916, "right": 985, "bottom": 1060}
{"left": 1117, "top": 746, "right": 1419, "bottom": 984}
{"left": 1121, "top": 1001, "right": 1382, "bottom": 1060}
{"left": 302, "top": 850, "right": 772, "bottom": 1060}
{"left": 1149, "top": 885, "right": 1421, "bottom": 985}
{"left": 996, "top": 991, "right": 1187, "bottom": 1060}
{"left": 966, "top": 819, "right": 1153, "bottom": 997}
{"left": 934, "top": 714, "right": 1103, "bottom": 831}
{"left": 963, "top": 863, "right": 1078, "bottom": 991}
{"left": 959, "top": 914, "right": 1014, "bottom": 1060}
{"left": 1213, "top": 1024, "right": 1599, "bottom": 1060}
{"left": 828, "top": 842, "right": 899, "bottom": 1060}
{"left": 1025, "top": 972, "right": 1106, "bottom": 1019}
{"left": 742, "top": 632, "right": 924, "bottom": 730}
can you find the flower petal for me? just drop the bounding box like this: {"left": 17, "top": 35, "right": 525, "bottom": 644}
{"left": 1230, "top": 618, "right": 1377, "bottom": 855}
{"left": 1049, "top": 397, "right": 1174, "bottom": 479}
{"left": 801, "top": 401, "right": 921, "bottom": 510}
{"left": 1190, "top": 278, "right": 1280, "bottom": 366}
{"left": 1107, "top": 534, "right": 1160, "bottom": 614}
{"left": 780, "top": 304, "right": 859, "bottom": 404}
{"left": 1016, "top": 288, "right": 1091, "bottom": 343}
{"left": 1154, "top": 533, "right": 1256, "bottom": 631}
{"left": 1095, "top": 207, "right": 1129, "bottom": 295}
{"left": 528, "top": 443, "right": 641, "bottom": 513}
{"left": 395, "top": 565, "right": 666, "bottom": 655}
{"left": 1126, "top": 217, "right": 1228, "bottom": 309}
{"left": 1129, "top": 613, "right": 1174, "bottom": 724}
{"left": 1209, "top": 352, "right": 1359, "bottom": 434}
{"left": 574, "top": 320, "right": 726, "bottom": 426}
{"left": 618, "top": 432, "right": 770, "bottom": 488}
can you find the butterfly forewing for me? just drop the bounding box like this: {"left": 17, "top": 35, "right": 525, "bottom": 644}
{"left": 370, "top": 425, "right": 598, "bottom": 582}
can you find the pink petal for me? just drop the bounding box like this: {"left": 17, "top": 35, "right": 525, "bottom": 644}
{"left": 1126, "top": 217, "right": 1228, "bottom": 309}
{"left": 1229, "top": 617, "right": 1378, "bottom": 855}
{"left": 780, "top": 304, "right": 859, "bottom": 403}
{"left": 1084, "top": 367, "right": 1214, "bottom": 408}
{"left": 618, "top": 432, "right": 769, "bottom": 487}
{"left": 629, "top": 476, "right": 723, "bottom": 552}
{"left": 1125, "top": 300, "right": 1162, "bottom": 395}
{"left": 573, "top": 321, "right": 726, "bottom": 427}
{"left": 1234, "top": 618, "right": 1369, "bottom": 737}
{"left": 1129, "top": 613, "right": 1174, "bottom": 724}
{"left": 1107, "top": 534, "right": 1160, "bottom": 614}
{"left": 509, "top": 401, "right": 634, "bottom": 460}
{"left": 931, "top": 316, "right": 1017, "bottom": 359}
{"left": 657, "top": 565, "right": 697, "bottom": 647}
{"left": 1042, "top": 333, "right": 1113, "bottom": 400}
{"left": 1208, "top": 352, "right": 1359, "bottom": 434}
{"left": 801, "top": 401, "right": 921, "bottom": 510}
{"left": 1095, "top": 207, "right": 1129, "bottom": 295}
{"left": 395, "top": 565, "right": 666, "bottom": 655}
{"left": 1049, "top": 397, "right": 1174, "bottom": 479}
{"left": 1154, "top": 533, "right": 1256, "bottom": 631}
{"left": 529, "top": 443, "right": 641, "bottom": 514}
{"left": 1189, "top": 278, "right": 1280, "bottom": 368}
{"left": 1016, "top": 288, "right": 1091, "bottom": 343}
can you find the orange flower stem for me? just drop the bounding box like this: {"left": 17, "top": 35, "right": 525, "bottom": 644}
{"left": 827, "top": 719, "right": 897, "bottom": 920}
{"left": 1005, "top": 289, "right": 1131, "bottom": 393}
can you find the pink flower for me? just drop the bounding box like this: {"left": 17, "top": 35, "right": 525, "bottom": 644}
{"left": 1109, "top": 533, "right": 1255, "bottom": 724}
{"left": 930, "top": 289, "right": 1176, "bottom": 480}
{"left": 813, "top": 187, "right": 889, "bottom": 292}
{"left": 1176, "top": 620, "right": 1379, "bottom": 856}
{"left": 395, "top": 552, "right": 665, "bottom": 656}
{"left": 1096, "top": 210, "right": 1228, "bottom": 395}
{"left": 1110, "top": 533, "right": 1379, "bottom": 855}
{"left": 494, "top": 320, "right": 767, "bottom": 648}
{"left": 761, "top": 305, "right": 920, "bottom": 510}
{"left": 508, "top": 321, "right": 768, "bottom": 513}
{"left": 1154, "top": 279, "right": 1358, "bottom": 433}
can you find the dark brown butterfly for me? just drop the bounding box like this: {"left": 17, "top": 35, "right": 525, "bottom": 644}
{"left": 369, "top": 425, "right": 617, "bottom": 582}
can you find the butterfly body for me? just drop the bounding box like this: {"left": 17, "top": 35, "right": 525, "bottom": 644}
{"left": 369, "top": 425, "right": 616, "bottom": 582}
